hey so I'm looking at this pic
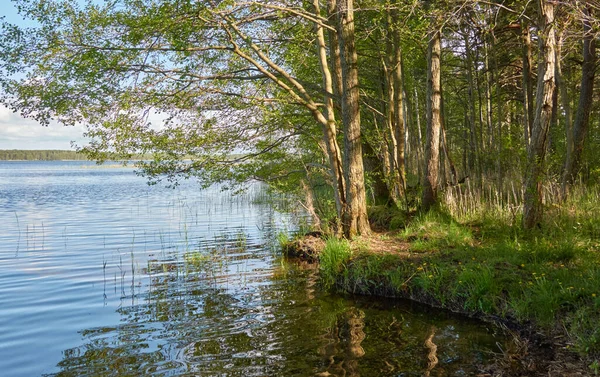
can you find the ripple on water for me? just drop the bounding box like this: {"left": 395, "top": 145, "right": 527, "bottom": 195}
{"left": 0, "top": 162, "right": 507, "bottom": 377}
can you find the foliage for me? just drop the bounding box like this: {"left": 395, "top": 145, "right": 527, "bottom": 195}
{"left": 0, "top": 0, "right": 329, "bottom": 191}
{"left": 1, "top": 0, "right": 599, "bottom": 230}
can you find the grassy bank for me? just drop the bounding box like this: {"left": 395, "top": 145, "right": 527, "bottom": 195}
{"left": 314, "top": 186, "right": 600, "bottom": 373}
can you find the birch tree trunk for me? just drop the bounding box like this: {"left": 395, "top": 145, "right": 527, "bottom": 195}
{"left": 523, "top": 0, "right": 557, "bottom": 230}
{"left": 561, "top": 6, "right": 597, "bottom": 199}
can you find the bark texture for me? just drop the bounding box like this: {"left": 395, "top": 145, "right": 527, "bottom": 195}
{"left": 561, "top": 6, "right": 597, "bottom": 199}
{"left": 523, "top": 0, "right": 556, "bottom": 230}
{"left": 422, "top": 28, "right": 442, "bottom": 211}
{"left": 335, "top": 0, "right": 370, "bottom": 237}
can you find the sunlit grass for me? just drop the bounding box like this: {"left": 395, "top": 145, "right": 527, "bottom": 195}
{"left": 331, "top": 183, "right": 600, "bottom": 358}
{"left": 400, "top": 210, "right": 474, "bottom": 252}
{"left": 319, "top": 238, "right": 352, "bottom": 289}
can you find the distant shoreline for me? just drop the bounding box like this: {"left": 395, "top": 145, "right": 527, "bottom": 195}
{"left": 0, "top": 149, "right": 88, "bottom": 161}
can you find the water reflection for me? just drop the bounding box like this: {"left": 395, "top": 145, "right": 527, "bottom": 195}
{"left": 0, "top": 162, "right": 506, "bottom": 377}
{"left": 47, "top": 253, "right": 504, "bottom": 377}
{"left": 319, "top": 307, "right": 366, "bottom": 376}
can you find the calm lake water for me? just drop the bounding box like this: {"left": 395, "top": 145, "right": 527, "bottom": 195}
{"left": 0, "top": 161, "right": 507, "bottom": 376}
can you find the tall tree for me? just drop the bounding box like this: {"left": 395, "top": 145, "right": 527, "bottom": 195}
{"left": 422, "top": 22, "right": 442, "bottom": 211}
{"left": 561, "top": 5, "right": 597, "bottom": 199}
{"left": 522, "top": 20, "right": 535, "bottom": 150}
{"left": 523, "top": 0, "right": 557, "bottom": 229}
{"left": 334, "top": 0, "right": 370, "bottom": 237}
{"left": 313, "top": 0, "right": 347, "bottom": 231}
{"left": 0, "top": 0, "right": 372, "bottom": 237}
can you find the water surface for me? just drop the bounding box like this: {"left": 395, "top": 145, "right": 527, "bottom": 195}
{"left": 0, "top": 161, "right": 506, "bottom": 376}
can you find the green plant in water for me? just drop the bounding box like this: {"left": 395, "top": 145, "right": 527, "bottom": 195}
{"left": 235, "top": 231, "right": 248, "bottom": 249}
{"left": 320, "top": 238, "right": 352, "bottom": 289}
{"left": 184, "top": 250, "right": 212, "bottom": 273}
{"left": 276, "top": 231, "right": 290, "bottom": 249}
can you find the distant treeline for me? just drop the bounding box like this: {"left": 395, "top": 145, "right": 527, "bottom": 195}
{"left": 0, "top": 150, "right": 88, "bottom": 161}
{"left": 0, "top": 150, "right": 245, "bottom": 162}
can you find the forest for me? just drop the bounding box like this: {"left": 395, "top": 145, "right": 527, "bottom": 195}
{"left": 0, "top": 0, "right": 598, "bottom": 236}
{"left": 1, "top": 0, "right": 600, "bottom": 372}
{"left": 0, "top": 149, "right": 87, "bottom": 160}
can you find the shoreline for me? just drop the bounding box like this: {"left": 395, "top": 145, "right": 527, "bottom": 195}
{"left": 283, "top": 225, "right": 598, "bottom": 376}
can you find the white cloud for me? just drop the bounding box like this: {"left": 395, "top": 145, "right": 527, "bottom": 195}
{"left": 0, "top": 106, "right": 88, "bottom": 150}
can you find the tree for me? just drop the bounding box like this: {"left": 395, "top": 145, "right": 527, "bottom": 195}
{"left": 333, "top": 0, "right": 370, "bottom": 237}
{"left": 422, "top": 13, "right": 442, "bottom": 211}
{"left": 523, "top": 0, "right": 557, "bottom": 229}
{"left": 0, "top": 0, "right": 371, "bottom": 237}
{"left": 561, "top": 4, "right": 597, "bottom": 199}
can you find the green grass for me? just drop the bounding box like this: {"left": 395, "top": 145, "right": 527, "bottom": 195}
{"left": 319, "top": 237, "right": 352, "bottom": 289}
{"left": 328, "top": 187, "right": 600, "bottom": 359}
{"left": 400, "top": 210, "right": 474, "bottom": 252}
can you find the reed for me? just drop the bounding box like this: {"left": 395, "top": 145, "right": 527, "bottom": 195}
{"left": 14, "top": 212, "right": 20, "bottom": 254}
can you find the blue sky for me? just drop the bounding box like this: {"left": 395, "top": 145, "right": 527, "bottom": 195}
{"left": 0, "top": 1, "right": 87, "bottom": 150}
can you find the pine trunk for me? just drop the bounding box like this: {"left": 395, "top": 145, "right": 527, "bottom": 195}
{"left": 423, "top": 28, "right": 442, "bottom": 211}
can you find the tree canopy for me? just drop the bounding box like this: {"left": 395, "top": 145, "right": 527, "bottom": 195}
{"left": 1, "top": 0, "right": 599, "bottom": 234}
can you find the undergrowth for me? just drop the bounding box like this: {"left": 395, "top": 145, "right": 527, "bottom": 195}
{"left": 319, "top": 237, "right": 352, "bottom": 289}
{"left": 322, "top": 184, "right": 600, "bottom": 362}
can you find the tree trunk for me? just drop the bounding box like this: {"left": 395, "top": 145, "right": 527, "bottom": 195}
{"left": 558, "top": 31, "right": 573, "bottom": 193}
{"left": 561, "top": 6, "right": 596, "bottom": 199}
{"left": 383, "top": 9, "right": 400, "bottom": 201}
{"left": 464, "top": 31, "right": 479, "bottom": 177}
{"left": 380, "top": 4, "right": 406, "bottom": 204}
{"left": 334, "top": 0, "right": 370, "bottom": 237}
{"left": 328, "top": 0, "right": 344, "bottom": 107}
{"left": 414, "top": 86, "right": 424, "bottom": 179}
{"left": 522, "top": 22, "right": 535, "bottom": 150}
{"left": 523, "top": 0, "right": 557, "bottom": 230}
{"left": 312, "top": 0, "right": 346, "bottom": 231}
{"left": 391, "top": 6, "right": 406, "bottom": 200}
{"left": 423, "top": 27, "right": 442, "bottom": 211}
{"left": 483, "top": 33, "right": 494, "bottom": 153}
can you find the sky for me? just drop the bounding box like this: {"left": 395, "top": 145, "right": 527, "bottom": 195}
{"left": 0, "top": 1, "right": 88, "bottom": 150}
{"left": 0, "top": 106, "right": 87, "bottom": 150}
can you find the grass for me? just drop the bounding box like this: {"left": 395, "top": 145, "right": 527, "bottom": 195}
{"left": 319, "top": 184, "right": 600, "bottom": 364}
{"left": 319, "top": 237, "right": 352, "bottom": 289}
{"left": 400, "top": 210, "right": 474, "bottom": 252}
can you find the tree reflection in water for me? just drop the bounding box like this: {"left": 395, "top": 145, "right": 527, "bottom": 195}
{"left": 48, "top": 251, "right": 507, "bottom": 377}
{"left": 318, "top": 307, "right": 366, "bottom": 377}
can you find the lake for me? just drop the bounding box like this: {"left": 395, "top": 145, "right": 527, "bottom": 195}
{"left": 0, "top": 161, "right": 507, "bottom": 376}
